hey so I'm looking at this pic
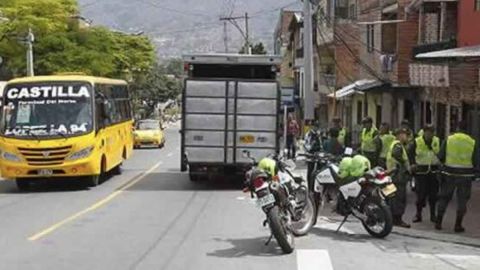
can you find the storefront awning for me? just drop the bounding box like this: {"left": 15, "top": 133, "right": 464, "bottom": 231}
{"left": 416, "top": 45, "right": 480, "bottom": 59}
{"left": 328, "top": 79, "right": 382, "bottom": 100}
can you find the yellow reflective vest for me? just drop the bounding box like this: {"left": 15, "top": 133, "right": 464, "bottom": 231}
{"left": 361, "top": 127, "right": 378, "bottom": 153}
{"left": 415, "top": 136, "right": 440, "bottom": 166}
{"left": 379, "top": 133, "right": 396, "bottom": 159}
{"left": 338, "top": 128, "right": 347, "bottom": 146}
{"left": 445, "top": 133, "right": 475, "bottom": 169}
{"left": 387, "top": 140, "right": 410, "bottom": 172}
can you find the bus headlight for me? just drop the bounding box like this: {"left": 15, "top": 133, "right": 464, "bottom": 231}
{"left": 2, "top": 152, "right": 21, "bottom": 162}
{"left": 67, "top": 146, "right": 94, "bottom": 161}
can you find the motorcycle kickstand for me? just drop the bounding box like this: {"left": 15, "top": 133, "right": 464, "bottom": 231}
{"left": 336, "top": 215, "right": 349, "bottom": 233}
{"left": 265, "top": 234, "right": 274, "bottom": 246}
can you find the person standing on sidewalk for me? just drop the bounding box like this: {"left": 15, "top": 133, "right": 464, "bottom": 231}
{"left": 286, "top": 114, "right": 300, "bottom": 159}
{"left": 436, "top": 121, "right": 478, "bottom": 233}
{"left": 387, "top": 128, "right": 412, "bottom": 228}
{"left": 323, "top": 128, "right": 344, "bottom": 156}
{"left": 333, "top": 117, "right": 350, "bottom": 147}
{"left": 377, "top": 123, "right": 396, "bottom": 169}
{"left": 408, "top": 125, "right": 441, "bottom": 223}
{"left": 360, "top": 117, "right": 381, "bottom": 167}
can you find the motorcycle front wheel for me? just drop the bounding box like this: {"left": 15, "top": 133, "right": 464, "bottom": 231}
{"left": 291, "top": 194, "right": 316, "bottom": 236}
{"left": 361, "top": 197, "right": 393, "bottom": 238}
{"left": 268, "top": 206, "right": 295, "bottom": 254}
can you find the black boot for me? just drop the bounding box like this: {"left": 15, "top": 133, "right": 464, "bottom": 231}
{"left": 435, "top": 214, "right": 443, "bottom": 230}
{"left": 454, "top": 214, "right": 465, "bottom": 233}
{"left": 413, "top": 206, "right": 422, "bottom": 223}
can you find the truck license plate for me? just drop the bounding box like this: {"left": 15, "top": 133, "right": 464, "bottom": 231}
{"left": 38, "top": 169, "right": 53, "bottom": 176}
{"left": 256, "top": 194, "right": 275, "bottom": 208}
{"left": 240, "top": 135, "right": 255, "bottom": 144}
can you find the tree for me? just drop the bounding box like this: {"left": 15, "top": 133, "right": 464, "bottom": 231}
{"left": 238, "top": 42, "right": 267, "bottom": 55}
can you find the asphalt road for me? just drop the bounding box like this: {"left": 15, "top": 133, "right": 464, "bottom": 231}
{"left": 0, "top": 123, "right": 479, "bottom": 270}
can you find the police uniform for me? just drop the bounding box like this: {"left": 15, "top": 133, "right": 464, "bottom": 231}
{"left": 408, "top": 135, "right": 441, "bottom": 222}
{"left": 387, "top": 139, "right": 411, "bottom": 227}
{"left": 378, "top": 132, "right": 396, "bottom": 169}
{"left": 337, "top": 127, "right": 347, "bottom": 147}
{"left": 436, "top": 132, "right": 478, "bottom": 232}
{"left": 361, "top": 127, "right": 381, "bottom": 167}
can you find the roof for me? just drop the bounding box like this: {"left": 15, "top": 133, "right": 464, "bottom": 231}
{"left": 182, "top": 53, "right": 282, "bottom": 65}
{"left": 328, "top": 79, "right": 383, "bottom": 99}
{"left": 416, "top": 45, "right": 480, "bottom": 59}
{"left": 7, "top": 75, "right": 127, "bottom": 85}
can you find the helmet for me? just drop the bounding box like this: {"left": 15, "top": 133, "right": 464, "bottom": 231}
{"left": 350, "top": 155, "right": 371, "bottom": 177}
{"left": 258, "top": 158, "right": 277, "bottom": 177}
{"left": 338, "top": 157, "right": 353, "bottom": 179}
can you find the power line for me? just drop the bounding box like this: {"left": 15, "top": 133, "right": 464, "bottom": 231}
{"left": 147, "top": 22, "right": 223, "bottom": 36}
{"left": 250, "top": 1, "right": 299, "bottom": 17}
{"left": 135, "top": 0, "right": 212, "bottom": 18}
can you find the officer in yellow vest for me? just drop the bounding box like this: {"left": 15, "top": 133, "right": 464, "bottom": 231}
{"left": 401, "top": 119, "right": 415, "bottom": 143}
{"left": 333, "top": 117, "right": 349, "bottom": 147}
{"left": 387, "top": 128, "right": 412, "bottom": 228}
{"left": 360, "top": 117, "right": 381, "bottom": 167}
{"left": 377, "top": 122, "right": 396, "bottom": 169}
{"left": 408, "top": 125, "right": 441, "bottom": 223}
{"left": 436, "top": 121, "right": 478, "bottom": 233}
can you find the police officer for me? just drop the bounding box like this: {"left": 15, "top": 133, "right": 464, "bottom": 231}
{"left": 387, "top": 128, "right": 411, "bottom": 228}
{"left": 360, "top": 117, "right": 381, "bottom": 167}
{"left": 333, "top": 118, "right": 349, "bottom": 147}
{"left": 377, "top": 123, "right": 396, "bottom": 169}
{"left": 408, "top": 125, "right": 441, "bottom": 223}
{"left": 401, "top": 119, "right": 415, "bottom": 143}
{"left": 436, "top": 121, "right": 478, "bottom": 233}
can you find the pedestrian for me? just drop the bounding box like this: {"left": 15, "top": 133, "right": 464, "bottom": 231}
{"left": 387, "top": 128, "right": 412, "bottom": 228}
{"left": 408, "top": 125, "right": 441, "bottom": 223}
{"left": 333, "top": 117, "right": 350, "bottom": 147}
{"left": 377, "top": 123, "right": 396, "bottom": 169}
{"left": 436, "top": 121, "right": 478, "bottom": 233}
{"left": 360, "top": 117, "right": 381, "bottom": 167}
{"left": 401, "top": 119, "right": 415, "bottom": 142}
{"left": 323, "top": 128, "right": 344, "bottom": 156}
{"left": 286, "top": 114, "right": 300, "bottom": 159}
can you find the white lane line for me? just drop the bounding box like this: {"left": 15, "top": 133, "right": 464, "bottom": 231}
{"left": 315, "top": 218, "right": 356, "bottom": 235}
{"left": 167, "top": 152, "right": 173, "bottom": 157}
{"left": 297, "top": 249, "right": 334, "bottom": 270}
{"left": 236, "top": 196, "right": 246, "bottom": 200}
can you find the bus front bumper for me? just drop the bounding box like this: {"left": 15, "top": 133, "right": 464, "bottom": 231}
{"left": 0, "top": 159, "right": 100, "bottom": 179}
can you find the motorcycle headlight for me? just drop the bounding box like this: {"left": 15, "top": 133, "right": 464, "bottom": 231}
{"left": 2, "top": 151, "right": 21, "bottom": 162}
{"left": 66, "top": 146, "right": 94, "bottom": 161}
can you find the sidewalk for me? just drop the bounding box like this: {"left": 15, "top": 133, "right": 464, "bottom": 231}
{"left": 398, "top": 181, "right": 480, "bottom": 246}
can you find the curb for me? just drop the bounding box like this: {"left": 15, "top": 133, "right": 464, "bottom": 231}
{"left": 392, "top": 227, "right": 480, "bottom": 248}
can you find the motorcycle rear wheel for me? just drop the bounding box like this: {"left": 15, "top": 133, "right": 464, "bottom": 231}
{"left": 268, "top": 206, "right": 295, "bottom": 254}
{"left": 361, "top": 197, "right": 393, "bottom": 238}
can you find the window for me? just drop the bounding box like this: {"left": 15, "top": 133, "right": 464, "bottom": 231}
{"left": 366, "top": 24, "right": 375, "bottom": 53}
{"left": 476, "top": 0, "right": 480, "bottom": 11}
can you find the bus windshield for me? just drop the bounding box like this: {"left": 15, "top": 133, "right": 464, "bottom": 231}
{"left": 1, "top": 82, "right": 93, "bottom": 139}
{"left": 137, "top": 121, "right": 159, "bottom": 130}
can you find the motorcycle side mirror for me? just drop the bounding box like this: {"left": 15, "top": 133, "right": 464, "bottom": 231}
{"left": 344, "top": 147, "right": 353, "bottom": 156}
{"left": 242, "top": 150, "right": 251, "bottom": 159}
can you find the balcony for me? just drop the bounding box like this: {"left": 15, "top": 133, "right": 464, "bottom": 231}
{"left": 412, "top": 39, "right": 457, "bottom": 58}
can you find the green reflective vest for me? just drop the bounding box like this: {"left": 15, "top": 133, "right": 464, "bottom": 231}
{"left": 445, "top": 133, "right": 475, "bottom": 169}
{"left": 361, "top": 127, "right": 378, "bottom": 153}
{"left": 338, "top": 128, "right": 347, "bottom": 146}
{"left": 379, "top": 133, "right": 396, "bottom": 159}
{"left": 387, "top": 140, "right": 410, "bottom": 172}
{"left": 415, "top": 136, "right": 440, "bottom": 166}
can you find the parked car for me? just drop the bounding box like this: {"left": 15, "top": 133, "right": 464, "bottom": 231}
{"left": 134, "top": 119, "right": 165, "bottom": 149}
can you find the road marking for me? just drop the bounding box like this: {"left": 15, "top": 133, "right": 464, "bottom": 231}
{"left": 28, "top": 161, "right": 163, "bottom": 241}
{"left": 315, "top": 218, "right": 356, "bottom": 235}
{"left": 236, "top": 196, "right": 246, "bottom": 200}
{"left": 297, "top": 249, "right": 334, "bottom": 270}
{"left": 167, "top": 152, "right": 173, "bottom": 157}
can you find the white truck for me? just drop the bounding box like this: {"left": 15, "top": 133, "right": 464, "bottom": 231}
{"left": 181, "top": 54, "right": 282, "bottom": 181}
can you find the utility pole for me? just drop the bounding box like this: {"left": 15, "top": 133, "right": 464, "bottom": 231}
{"left": 244, "top": 12, "right": 251, "bottom": 55}
{"left": 26, "top": 28, "right": 35, "bottom": 77}
{"left": 303, "top": 0, "right": 315, "bottom": 120}
{"left": 223, "top": 21, "right": 229, "bottom": 53}
{"left": 219, "top": 13, "right": 251, "bottom": 55}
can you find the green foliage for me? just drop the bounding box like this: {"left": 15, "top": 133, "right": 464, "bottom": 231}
{"left": 238, "top": 42, "right": 267, "bottom": 55}
{"left": 0, "top": 0, "right": 155, "bottom": 79}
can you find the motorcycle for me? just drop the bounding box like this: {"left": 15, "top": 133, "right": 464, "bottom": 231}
{"left": 302, "top": 151, "right": 397, "bottom": 238}
{"left": 242, "top": 150, "right": 316, "bottom": 254}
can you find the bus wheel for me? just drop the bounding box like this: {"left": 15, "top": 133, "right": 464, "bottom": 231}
{"left": 16, "top": 179, "right": 31, "bottom": 191}
{"left": 86, "top": 175, "right": 101, "bottom": 187}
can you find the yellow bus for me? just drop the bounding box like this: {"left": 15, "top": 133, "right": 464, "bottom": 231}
{"left": 0, "top": 75, "right": 134, "bottom": 190}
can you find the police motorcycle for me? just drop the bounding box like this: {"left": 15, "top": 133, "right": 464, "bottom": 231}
{"left": 302, "top": 149, "right": 397, "bottom": 238}
{"left": 242, "top": 150, "right": 316, "bottom": 254}
{"left": 303, "top": 125, "right": 323, "bottom": 154}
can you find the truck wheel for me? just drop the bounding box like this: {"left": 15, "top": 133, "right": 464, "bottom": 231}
{"left": 16, "top": 179, "right": 31, "bottom": 191}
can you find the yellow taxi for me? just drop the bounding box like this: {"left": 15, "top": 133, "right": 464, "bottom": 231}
{"left": 133, "top": 119, "right": 165, "bottom": 149}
